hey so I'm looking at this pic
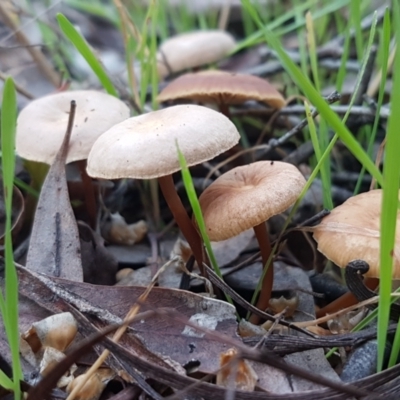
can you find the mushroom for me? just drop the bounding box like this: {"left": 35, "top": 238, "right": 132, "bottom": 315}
{"left": 198, "top": 161, "right": 306, "bottom": 322}
{"left": 87, "top": 104, "right": 240, "bottom": 269}
{"left": 21, "top": 312, "right": 78, "bottom": 354}
{"left": 157, "top": 30, "right": 236, "bottom": 79}
{"left": 158, "top": 70, "right": 285, "bottom": 115}
{"left": 313, "top": 189, "right": 397, "bottom": 317}
{"left": 16, "top": 90, "right": 130, "bottom": 227}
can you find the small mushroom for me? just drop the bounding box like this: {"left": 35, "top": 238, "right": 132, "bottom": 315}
{"left": 216, "top": 347, "right": 258, "bottom": 392}
{"left": 199, "top": 161, "right": 306, "bottom": 322}
{"left": 101, "top": 212, "right": 148, "bottom": 245}
{"left": 268, "top": 292, "right": 299, "bottom": 318}
{"left": 40, "top": 347, "right": 77, "bottom": 388}
{"left": 158, "top": 70, "right": 285, "bottom": 115}
{"left": 66, "top": 369, "right": 115, "bottom": 400}
{"left": 21, "top": 312, "right": 78, "bottom": 353}
{"left": 157, "top": 30, "right": 236, "bottom": 79}
{"left": 313, "top": 189, "right": 396, "bottom": 316}
{"left": 87, "top": 104, "right": 240, "bottom": 269}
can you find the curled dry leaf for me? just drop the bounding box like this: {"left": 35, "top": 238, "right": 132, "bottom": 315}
{"left": 268, "top": 293, "right": 299, "bottom": 318}
{"left": 327, "top": 309, "right": 368, "bottom": 335}
{"left": 66, "top": 368, "right": 115, "bottom": 400}
{"left": 216, "top": 348, "right": 258, "bottom": 392}
{"left": 115, "top": 268, "right": 134, "bottom": 283}
{"left": 170, "top": 238, "right": 192, "bottom": 264}
{"left": 40, "top": 347, "right": 76, "bottom": 388}
{"left": 101, "top": 212, "right": 148, "bottom": 246}
{"left": 21, "top": 312, "right": 78, "bottom": 353}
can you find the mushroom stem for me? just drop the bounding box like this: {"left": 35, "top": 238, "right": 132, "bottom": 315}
{"left": 218, "top": 103, "right": 231, "bottom": 118}
{"left": 249, "top": 222, "right": 273, "bottom": 324}
{"left": 158, "top": 174, "right": 204, "bottom": 273}
{"left": 77, "top": 160, "right": 97, "bottom": 229}
{"left": 316, "top": 277, "right": 379, "bottom": 318}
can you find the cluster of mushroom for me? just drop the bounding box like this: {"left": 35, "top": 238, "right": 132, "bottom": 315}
{"left": 15, "top": 28, "right": 295, "bottom": 321}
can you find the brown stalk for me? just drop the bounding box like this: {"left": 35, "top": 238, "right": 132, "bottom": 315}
{"left": 158, "top": 174, "right": 204, "bottom": 274}
{"left": 316, "top": 277, "right": 379, "bottom": 318}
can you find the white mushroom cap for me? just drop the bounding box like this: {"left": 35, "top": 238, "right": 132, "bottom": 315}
{"left": 87, "top": 104, "right": 240, "bottom": 179}
{"left": 16, "top": 90, "right": 130, "bottom": 164}
{"left": 157, "top": 30, "right": 236, "bottom": 79}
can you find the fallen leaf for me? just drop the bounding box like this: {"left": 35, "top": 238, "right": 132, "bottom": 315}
{"left": 25, "top": 101, "right": 83, "bottom": 281}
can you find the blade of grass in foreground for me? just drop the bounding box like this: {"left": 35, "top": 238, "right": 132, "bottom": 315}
{"left": 56, "top": 13, "right": 118, "bottom": 97}
{"left": 1, "top": 77, "right": 22, "bottom": 398}
{"left": 176, "top": 144, "right": 233, "bottom": 306}
{"left": 240, "top": 0, "right": 383, "bottom": 188}
{"left": 176, "top": 144, "right": 221, "bottom": 278}
{"left": 379, "top": 2, "right": 400, "bottom": 371}
{"left": 354, "top": 8, "right": 391, "bottom": 194}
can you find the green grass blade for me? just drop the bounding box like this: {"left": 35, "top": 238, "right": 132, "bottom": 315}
{"left": 176, "top": 144, "right": 221, "bottom": 278}
{"left": 235, "top": 0, "right": 350, "bottom": 52}
{"left": 355, "top": 8, "right": 391, "bottom": 194}
{"left": 350, "top": 0, "right": 364, "bottom": 61}
{"left": 1, "top": 77, "right": 22, "bottom": 398}
{"left": 380, "top": 3, "right": 400, "bottom": 370}
{"left": 56, "top": 13, "right": 118, "bottom": 97}
{"left": 0, "top": 370, "right": 13, "bottom": 391}
{"left": 240, "top": 0, "right": 383, "bottom": 187}
{"left": 305, "top": 102, "right": 333, "bottom": 209}
{"left": 65, "top": 0, "right": 119, "bottom": 25}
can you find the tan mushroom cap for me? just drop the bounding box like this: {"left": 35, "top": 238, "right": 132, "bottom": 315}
{"left": 87, "top": 104, "right": 240, "bottom": 180}
{"left": 157, "top": 30, "right": 236, "bottom": 79}
{"left": 199, "top": 161, "right": 306, "bottom": 241}
{"left": 16, "top": 90, "right": 130, "bottom": 164}
{"left": 313, "top": 189, "right": 400, "bottom": 279}
{"left": 158, "top": 70, "right": 285, "bottom": 108}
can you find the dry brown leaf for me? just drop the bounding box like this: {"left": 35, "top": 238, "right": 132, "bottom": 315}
{"left": 25, "top": 101, "right": 83, "bottom": 281}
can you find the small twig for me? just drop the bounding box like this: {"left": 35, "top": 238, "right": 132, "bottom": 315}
{"left": 318, "top": 5, "right": 387, "bottom": 57}
{"left": 0, "top": 70, "right": 35, "bottom": 99}
{"left": 218, "top": 0, "right": 232, "bottom": 31}
{"left": 245, "top": 57, "right": 360, "bottom": 77}
{"left": 368, "top": 42, "right": 397, "bottom": 97}
{"left": 204, "top": 265, "right": 316, "bottom": 337}
{"left": 232, "top": 103, "right": 391, "bottom": 120}
{"left": 267, "top": 91, "right": 341, "bottom": 150}
{"left": 354, "top": 45, "right": 377, "bottom": 106}
{"left": 294, "top": 295, "right": 380, "bottom": 328}
{"left": 223, "top": 209, "right": 330, "bottom": 277}
{"left": 0, "top": 2, "right": 60, "bottom": 87}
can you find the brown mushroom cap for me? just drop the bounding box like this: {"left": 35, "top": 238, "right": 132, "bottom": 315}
{"left": 158, "top": 70, "right": 285, "bottom": 108}
{"left": 199, "top": 161, "right": 306, "bottom": 241}
{"left": 313, "top": 189, "right": 400, "bottom": 279}
{"left": 157, "top": 30, "right": 236, "bottom": 78}
{"left": 16, "top": 90, "right": 130, "bottom": 164}
{"left": 87, "top": 104, "right": 240, "bottom": 180}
